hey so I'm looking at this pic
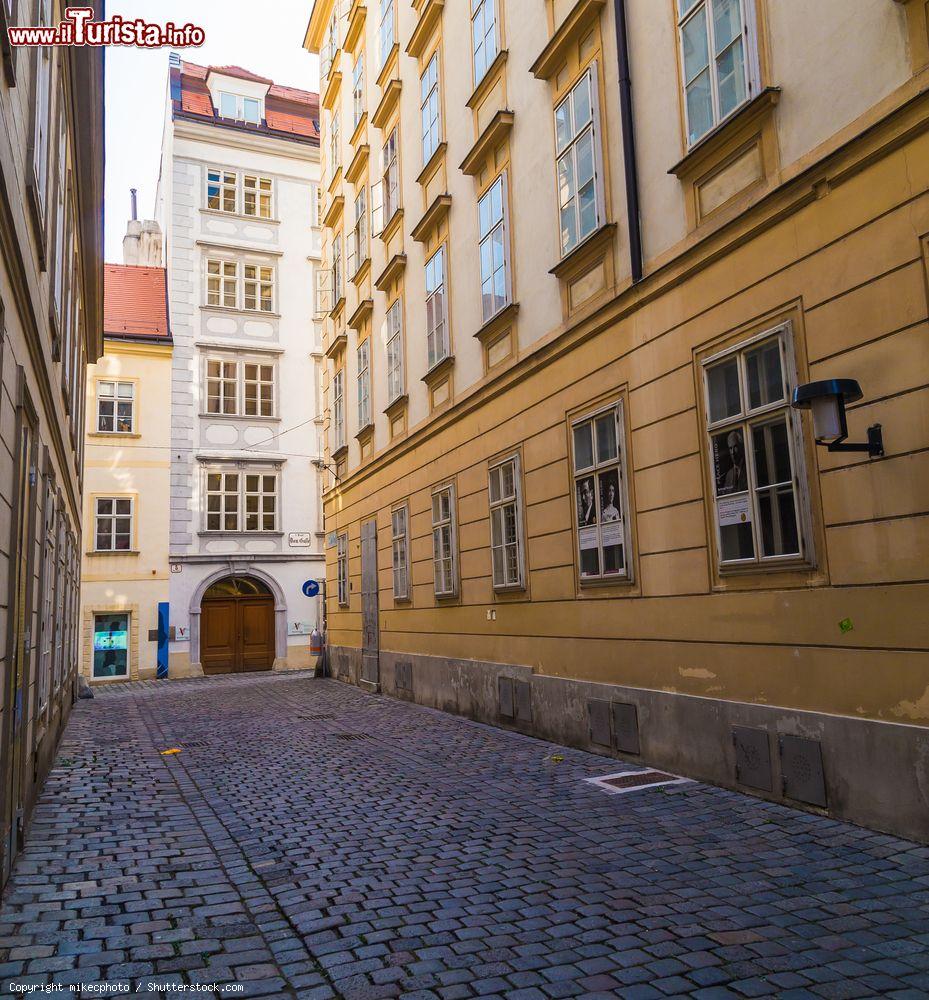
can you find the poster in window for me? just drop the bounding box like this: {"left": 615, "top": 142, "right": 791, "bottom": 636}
{"left": 712, "top": 427, "right": 749, "bottom": 496}
{"left": 717, "top": 494, "right": 752, "bottom": 527}
{"left": 599, "top": 469, "right": 621, "bottom": 522}
{"left": 576, "top": 477, "right": 597, "bottom": 527}
{"left": 578, "top": 525, "right": 599, "bottom": 577}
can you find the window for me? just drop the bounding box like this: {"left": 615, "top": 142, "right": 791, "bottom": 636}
{"left": 53, "top": 511, "right": 66, "bottom": 690}
{"left": 348, "top": 187, "right": 368, "bottom": 278}
{"left": 332, "top": 232, "right": 344, "bottom": 304}
{"left": 97, "top": 381, "right": 134, "bottom": 433}
{"left": 703, "top": 327, "right": 804, "bottom": 566}
{"left": 357, "top": 338, "right": 371, "bottom": 430}
{"left": 32, "top": 0, "right": 53, "bottom": 207}
{"left": 95, "top": 497, "right": 133, "bottom": 552}
{"left": 206, "top": 359, "right": 238, "bottom": 415}
{"left": 385, "top": 298, "right": 404, "bottom": 404}
{"left": 489, "top": 455, "right": 524, "bottom": 589}
{"left": 219, "top": 92, "right": 261, "bottom": 124}
{"left": 243, "top": 175, "right": 272, "bottom": 218}
{"left": 38, "top": 481, "right": 56, "bottom": 712}
{"left": 678, "top": 0, "right": 755, "bottom": 146}
{"left": 337, "top": 532, "right": 349, "bottom": 606}
{"left": 572, "top": 402, "right": 630, "bottom": 581}
{"left": 425, "top": 246, "right": 448, "bottom": 370}
{"left": 329, "top": 110, "right": 341, "bottom": 181}
{"left": 205, "top": 471, "right": 278, "bottom": 532}
{"left": 51, "top": 111, "right": 68, "bottom": 325}
{"left": 391, "top": 505, "right": 410, "bottom": 600}
{"left": 207, "top": 259, "right": 238, "bottom": 308}
{"left": 471, "top": 0, "right": 498, "bottom": 84}
{"left": 382, "top": 127, "right": 400, "bottom": 226}
{"left": 244, "top": 363, "right": 275, "bottom": 417}
{"left": 420, "top": 52, "right": 441, "bottom": 165}
{"left": 244, "top": 474, "right": 278, "bottom": 531}
{"left": 432, "top": 484, "right": 458, "bottom": 597}
{"left": 332, "top": 369, "right": 346, "bottom": 450}
{"left": 243, "top": 264, "right": 274, "bottom": 312}
{"left": 207, "top": 169, "right": 237, "bottom": 213}
{"left": 555, "top": 65, "right": 601, "bottom": 256}
{"left": 478, "top": 173, "right": 509, "bottom": 323}
{"left": 352, "top": 53, "right": 366, "bottom": 130}
{"left": 92, "top": 613, "right": 130, "bottom": 680}
{"left": 379, "top": 0, "right": 395, "bottom": 70}
{"left": 206, "top": 472, "right": 239, "bottom": 531}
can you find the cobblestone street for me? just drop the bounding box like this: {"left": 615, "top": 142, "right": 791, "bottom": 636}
{"left": 1, "top": 672, "right": 928, "bottom": 999}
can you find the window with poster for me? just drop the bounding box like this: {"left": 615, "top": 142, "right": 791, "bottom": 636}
{"left": 570, "top": 400, "right": 632, "bottom": 584}
{"left": 702, "top": 323, "right": 809, "bottom": 569}
{"left": 92, "top": 612, "right": 130, "bottom": 680}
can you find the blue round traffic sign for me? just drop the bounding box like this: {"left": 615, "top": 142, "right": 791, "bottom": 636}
{"left": 302, "top": 580, "right": 320, "bottom": 598}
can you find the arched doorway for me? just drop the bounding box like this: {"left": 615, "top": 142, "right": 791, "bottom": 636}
{"left": 200, "top": 576, "right": 275, "bottom": 675}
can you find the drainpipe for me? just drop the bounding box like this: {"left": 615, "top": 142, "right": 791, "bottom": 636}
{"left": 613, "top": 0, "right": 643, "bottom": 284}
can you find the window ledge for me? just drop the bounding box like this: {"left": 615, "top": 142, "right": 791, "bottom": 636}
{"left": 530, "top": 0, "right": 606, "bottom": 80}
{"left": 350, "top": 111, "right": 368, "bottom": 148}
{"left": 322, "top": 69, "right": 342, "bottom": 112}
{"left": 416, "top": 141, "right": 447, "bottom": 186}
{"left": 474, "top": 301, "right": 519, "bottom": 344}
{"left": 355, "top": 422, "right": 375, "bottom": 442}
{"left": 376, "top": 42, "right": 400, "bottom": 89}
{"left": 374, "top": 252, "right": 407, "bottom": 291}
{"left": 460, "top": 110, "right": 514, "bottom": 176}
{"left": 201, "top": 208, "right": 280, "bottom": 225}
{"left": 88, "top": 550, "right": 140, "bottom": 557}
{"left": 345, "top": 144, "right": 370, "bottom": 185}
{"left": 350, "top": 257, "right": 371, "bottom": 287}
{"left": 466, "top": 49, "right": 508, "bottom": 111}
{"left": 348, "top": 297, "right": 374, "bottom": 330}
{"left": 411, "top": 194, "right": 451, "bottom": 243}
{"left": 669, "top": 87, "right": 781, "bottom": 180}
{"left": 198, "top": 531, "right": 284, "bottom": 539}
{"left": 325, "top": 330, "right": 348, "bottom": 359}
{"left": 421, "top": 353, "right": 454, "bottom": 386}
{"left": 549, "top": 221, "right": 616, "bottom": 279}
{"left": 406, "top": 0, "right": 445, "bottom": 58}
{"left": 198, "top": 413, "right": 281, "bottom": 423}
{"left": 323, "top": 193, "right": 345, "bottom": 229}
{"left": 327, "top": 165, "right": 343, "bottom": 196}
{"left": 372, "top": 79, "right": 402, "bottom": 129}
{"left": 380, "top": 207, "right": 404, "bottom": 245}
{"left": 345, "top": 0, "right": 367, "bottom": 52}
{"left": 331, "top": 443, "right": 349, "bottom": 461}
{"left": 88, "top": 431, "right": 141, "bottom": 440}
{"left": 383, "top": 393, "right": 408, "bottom": 418}
{"left": 200, "top": 305, "right": 281, "bottom": 320}
{"left": 328, "top": 295, "right": 346, "bottom": 322}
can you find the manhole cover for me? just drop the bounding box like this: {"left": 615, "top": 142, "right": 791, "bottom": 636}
{"left": 335, "top": 733, "right": 371, "bottom": 741}
{"left": 584, "top": 769, "right": 692, "bottom": 795}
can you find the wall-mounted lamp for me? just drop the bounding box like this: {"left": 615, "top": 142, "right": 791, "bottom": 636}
{"left": 312, "top": 458, "right": 341, "bottom": 482}
{"left": 791, "top": 378, "right": 883, "bottom": 458}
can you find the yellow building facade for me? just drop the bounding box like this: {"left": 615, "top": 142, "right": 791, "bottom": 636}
{"left": 306, "top": 0, "right": 929, "bottom": 841}
{"left": 80, "top": 262, "right": 175, "bottom": 684}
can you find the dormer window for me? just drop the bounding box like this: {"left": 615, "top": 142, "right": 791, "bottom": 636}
{"left": 218, "top": 92, "right": 262, "bottom": 124}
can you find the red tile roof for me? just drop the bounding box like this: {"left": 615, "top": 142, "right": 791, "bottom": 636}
{"left": 173, "top": 60, "right": 319, "bottom": 145}
{"left": 103, "top": 265, "right": 170, "bottom": 340}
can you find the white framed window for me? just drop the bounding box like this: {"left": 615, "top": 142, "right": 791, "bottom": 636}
{"left": 243, "top": 264, "right": 274, "bottom": 312}
{"left": 571, "top": 401, "right": 631, "bottom": 582}
{"left": 329, "top": 110, "right": 341, "bottom": 181}
{"left": 92, "top": 612, "right": 130, "bottom": 681}
{"left": 352, "top": 53, "right": 366, "bottom": 130}
{"left": 332, "top": 368, "right": 346, "bottom": 450}
{"left": 205, "top": 471, "right": 278, "bottom": 532}
{"left": 53, "top": 512, "right": 66, "bottom": 690}
{"left": 702, "top": 325, "right": 806, "bottom": 567}
{"left": 420, "top": 52, "right": 441, "bottom": 166}
{"left": 348, "top": 187, "right": 368, "bottom": 279}
{"left": 425, "top": 245, "right": 448, "bottom": 370}
{"left": 677, "top": 0, "right": 758, "bottom": 147}
{"left": 432, "top": 484, "right": 458, "bottom": 598}
{"left": 206, "top": 472, "right": 240, "bottom": 531}
{"left": 244, "top": 363, "right": 275, "bottom": 417}
{"left": 357, "top": 338, "right": 371, "bottom": 430}
{"left": 379, "top": 0, "right": 395, "bottom": 70}
{"left": 337, "top": 532, "right": 349, "bottom": 606}
{"left": 333, "top": 232, "right": 344, "bottom": 304}
{"left": 31, "top": 0, "right": 53, "bottom": 208}
{"left": 478, "top": 173, "right": 510, "bottom": 323}
{"left": 207, "top": 259, "right": 238, "bottom": 308}
{"left": 37, "top": 480, "right": 56, "bottom": 712}
{"left": 244, "top": 473, "right": 278, "bottom": 532}
{"left": 382, "top": 126, "right": 400, "bottom": 226}
{"left": 391, "top": 505, "right": 410, "bottom": 601}
{"left": 385, "top": 298, "right": 404, "bottom": 404}
{"left": 97, "top": 381, "right": 134, "bottom": 433}
{"left": 489, "top": 454, "right": 525, "bottom": 590}
{"left": 219, "top": 91, "right": 262, "bottom": 124}
{"left": 51, "top": 111, "right": 68, "bottom": 325}
{"left": 471, "top": 0, "right": 498, "bottom": 85}
{"left": 94, "top": 497, "right": 133, "bottom": 552}
{"left": 207, "top": 168, "right": 237, "bottom": 213}
{"left": 243, "top": 175, "right": 273, "bottom": 218}
{"left": 206, "top": 359, "right": 238, "bottom": 415}
{"left": 321, "top": 13, "right": 337, "bottom": 79}
{"left": 555, "top": 64, "right": 602, "bottom": 257}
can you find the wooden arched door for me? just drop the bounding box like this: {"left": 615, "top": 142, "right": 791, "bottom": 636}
{"left": 200, "top": 576, "right": 275, "bottom": 675}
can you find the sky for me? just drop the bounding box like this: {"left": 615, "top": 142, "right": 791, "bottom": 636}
{"left": 104, "top": 0, "right": 320, "bottom": 263}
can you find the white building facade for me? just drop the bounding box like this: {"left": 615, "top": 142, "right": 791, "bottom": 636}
{"left": 157, "top": 57, "right": 325, "bottom": 676}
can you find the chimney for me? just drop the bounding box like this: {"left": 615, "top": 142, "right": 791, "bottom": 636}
{"left": 122, "top": 189, "right": 163, "bottom": 267}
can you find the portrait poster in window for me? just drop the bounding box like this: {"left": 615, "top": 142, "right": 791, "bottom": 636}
{"left": 712, "top": 427, "right": 749, "bottom": 496}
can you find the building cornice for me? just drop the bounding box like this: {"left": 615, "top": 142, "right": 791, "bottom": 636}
{"left": 172, "top": 115, "right": 321, "bottom": 161}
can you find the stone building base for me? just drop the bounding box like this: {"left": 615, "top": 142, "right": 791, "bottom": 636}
{"left": 328, "top": 646, "right": 929, "bottom": 845}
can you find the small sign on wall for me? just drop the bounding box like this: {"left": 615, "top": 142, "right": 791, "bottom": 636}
{"left": 288, "top": 532, "right": 313, "bottom": 547}
{"left": 326, "top": 531, "right": 338, "bottom": 548}
{"left": 288, "top": 621, "right": 313, "bottom": 636}
{"left": 174, "top": 625, "right": 190, "bottom": 642}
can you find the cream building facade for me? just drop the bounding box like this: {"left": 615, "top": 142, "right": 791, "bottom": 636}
{"left": 80, "top": 250, "right": 173, "bottom": 686}
{"left": 157, "top": 58, "right": 326, "bottom": 676}
{"left": 0, "top": 1, "right": 103, "bottom": 885}
{"left": 306, "top": 0, "right": 929, "bottom": 842}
